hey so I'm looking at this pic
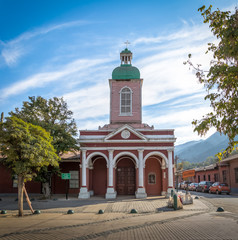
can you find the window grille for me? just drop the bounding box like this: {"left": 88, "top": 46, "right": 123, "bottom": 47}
{"left": 69, "top": 171, "right": 79, "bottom": 189}
{"left": 148, "top": 173, "right": 156, "bottom": 184}
{"left": 234, "top": 168, "right": 238, "bottom": 183}
{"left": 13, "top": 175, "right": 18, "bottom": 188}
{"left": 222, "top": 170, "right": 227, "bottom": 183}
{"left": 214, "top": 173, "right": 219, "bottom": 182}
{"left": 120, "top": 87, "right": 132, "bottom": 115}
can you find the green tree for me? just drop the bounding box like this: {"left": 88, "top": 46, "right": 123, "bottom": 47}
{"left": 0, "top": 116, "right": 60, "bottom": 216}
{"left": 10, "top": 96, "right": 79, "bottom": 197}
{"left": 184, "top": 6, "right": 238, "bottom": 159}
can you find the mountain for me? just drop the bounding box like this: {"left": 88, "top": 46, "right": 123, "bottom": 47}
{"left": 175, "top": 132, "right": 236, "bottom": 163}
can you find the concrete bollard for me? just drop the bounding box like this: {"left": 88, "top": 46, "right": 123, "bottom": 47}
{"left": 130, "top": 209, "right": 138, "bottom": 213}
{"left": 67, "top": 209, "right": 74, "bottom": 214}
{"left": 216, "top": 207, "right": 224, "bottom": 212}
{"left": 98, "top": 209, "right": 104, "bottom": 214}
{"left": 33, "top": 210, "right": 41, "bottom": 214}
{"left": 1, "top": 210, "right": 7, "bottom": 214}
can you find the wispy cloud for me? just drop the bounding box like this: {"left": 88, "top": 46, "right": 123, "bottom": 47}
{"left": 133, "top": 23, "right": 212, "bottom": 46}
{"left": 0, "top": 58, "right": 110, "bottom": 100}
{"left": 0, "top": 20, "right": 90, "bottom": 66}
{"left": 63, "top": 84, "right": 110, "bottom": 121}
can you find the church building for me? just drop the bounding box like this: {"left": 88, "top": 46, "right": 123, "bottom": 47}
{"left": 78, "top": 47, "right": 176, "bottom": 199}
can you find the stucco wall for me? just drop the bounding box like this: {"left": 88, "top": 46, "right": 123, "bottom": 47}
{"left": 145, "top": 157, "right": 162, "bottom": 195}
{"left": 110, "top": 80, "right": 142, "bottom": 124}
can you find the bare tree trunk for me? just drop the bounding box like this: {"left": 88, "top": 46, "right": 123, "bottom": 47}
{"left": 18, "top": 175, "right": 24, "bottom": 217}
{"left": 42, "top": 182, "right": 51, "bottom": 199}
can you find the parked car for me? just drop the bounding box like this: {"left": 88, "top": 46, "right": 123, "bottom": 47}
{"left": 180, "top": 181, "right": 192, "bottom": 190}
{"left": 188, "top": 183, "right": 198, "bottom": 191}
{"left": 209, "top": 182, "right": 230, "bottom": 195}
{"left": 196, "top": 181, "right": 214, "bottom": 193}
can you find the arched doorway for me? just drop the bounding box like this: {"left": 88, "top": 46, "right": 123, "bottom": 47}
{"left": 92, "top": 157, "right": 107, "bottom": 195}
{"left": 116, "top": 157, "right": 136, "bottom": 195}
{"left": 145, "top": 156, "right": 162, "bottom": 196}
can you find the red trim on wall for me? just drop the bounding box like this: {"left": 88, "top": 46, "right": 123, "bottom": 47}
{"left": 140, "top": 130, "right": 174, "bottom": 135}
{"left": 80, "top": 131, "right": 110, "bottom": 135}
{"left": 83, "top": 142, "right": 174, "bottom": 147}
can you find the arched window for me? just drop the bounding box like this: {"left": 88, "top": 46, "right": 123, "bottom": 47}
{"left": 120, "top": 87, "right": 132, "bottom": 115}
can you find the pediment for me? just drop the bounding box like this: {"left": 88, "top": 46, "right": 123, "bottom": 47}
{"left": 104, "top": 124, "right": 147, "bottom": 141}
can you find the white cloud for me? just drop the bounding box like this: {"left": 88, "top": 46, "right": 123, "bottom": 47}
{"left": 63, "top": 84, "right": 110, "bottom": 121}
{"left": 175, "top": 126, "right": 216, "bottom": 145}
{"left": 133, "top": 24, "right": 212, "bottom": 46}
{"left": 143, "top": 105, "right": 214, "bottom": 145}
{"left": 1, "top": 45, "right": 25, "bottom": 66}
{"left": 0, "top": 20, "right": 90, "bottom": 66}
{"left": 0, "top": 58, "right": 109, "bottom": 99}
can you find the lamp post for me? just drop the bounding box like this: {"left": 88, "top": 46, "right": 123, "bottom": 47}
{"left": 175, "top": 156, "right": 179, "bottom": 192}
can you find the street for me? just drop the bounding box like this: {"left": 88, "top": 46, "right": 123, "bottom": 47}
{"left": 0, "top": 193, "right": 238, "bottom": 239}
{"left": 186, "top": 190, "right": 238, "bottom": 214}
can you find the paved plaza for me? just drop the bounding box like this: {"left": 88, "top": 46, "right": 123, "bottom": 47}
{"left": 0, "top": 194, "right": 238, "bottom": 239}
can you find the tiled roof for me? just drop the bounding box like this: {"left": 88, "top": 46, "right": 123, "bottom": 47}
{"left": 60, "top": 150, "right": 80, "bottom": 162}
{"left": 221, "top": 153, "right": 238, "bottom": 163}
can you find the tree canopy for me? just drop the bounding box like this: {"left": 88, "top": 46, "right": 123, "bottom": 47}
{"left": 9, "top": 96, "right": 79, "bottom": 198}
{"left": 185, "top": 5, "right": 238, "bottom": 158}
{"left": 0, "top": 116, "right": 60, "bottom": 216}
{"left": 10, "top": 96, "right": 79, "bottom": 154}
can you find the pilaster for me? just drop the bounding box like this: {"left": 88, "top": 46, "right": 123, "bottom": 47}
{"left": 136, "top": 149, "right": 147, "bottom": 198}
{"left": 106, "top": 150, "right": 117, "bottom": 199}
{"left": 78, "top": 149, "right": 90, "bottom": 199}
{"left": 167, "top": 149, "right": 174, "bottom": 196}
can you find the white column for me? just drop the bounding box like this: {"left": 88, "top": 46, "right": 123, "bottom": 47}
{"left": 167, "top": 149, "right": 174, "bottom": 195}
{"left": 138, "top": 150, "right": 144, "bottom": 187}
{"left": 82, "top": 150, "right": 87, "bottom": 186}
{"left": 78, "top": 149, "right": 90, "bottom": 199}
{"left": 108, "top": 150, "right": 114, "bottom": 187}
{"left": 136, "top": 149, "right": 147, "bottom": 198}
{"left": 106, "top": 150, "right": 116, "bottom": 199}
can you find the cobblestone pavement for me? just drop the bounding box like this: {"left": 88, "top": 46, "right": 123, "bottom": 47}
{"left": 188, "top": 190, "right": 238, "bottom": 214}
{"left": 0, "top": 195, "right": 238, "bottom": 239}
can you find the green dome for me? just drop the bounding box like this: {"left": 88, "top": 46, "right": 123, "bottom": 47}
{"left": 121, "top": 48, "right": 132, "bottom": 54}
{"left": 112, "top": 65, "right": 140, "bottom": 80}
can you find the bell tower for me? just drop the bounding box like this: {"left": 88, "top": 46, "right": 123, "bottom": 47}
{"left": 109, "top": 47, "right": 143, "bottom": 125}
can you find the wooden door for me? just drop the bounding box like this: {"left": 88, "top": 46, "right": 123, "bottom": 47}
{"left": 117, "top": 167, "right": 135, "bottom": 195}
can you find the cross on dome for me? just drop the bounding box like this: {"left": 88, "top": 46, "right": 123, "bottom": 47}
{"left": 124, "top": 40, "right": 130, "bottom": 48}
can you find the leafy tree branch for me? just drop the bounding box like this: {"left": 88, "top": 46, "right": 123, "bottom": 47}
{"left": 184, "top": 5, "right": 238, "bottom": 159}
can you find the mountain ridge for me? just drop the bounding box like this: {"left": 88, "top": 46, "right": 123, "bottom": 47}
{"left": 174, "top": 132, "right": 235, "bottom": 163}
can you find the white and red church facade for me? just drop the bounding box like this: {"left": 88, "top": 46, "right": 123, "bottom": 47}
{"left": 78, "top": 48, "right": 176, "bottom": 199}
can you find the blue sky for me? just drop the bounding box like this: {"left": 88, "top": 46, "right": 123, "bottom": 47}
{"left": 0, "top": 0, "right": 237, "bottom": 145}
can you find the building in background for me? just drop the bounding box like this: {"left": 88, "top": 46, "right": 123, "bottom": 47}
{"left": 178, "top": 153, "right": 238, "bottom": 193}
